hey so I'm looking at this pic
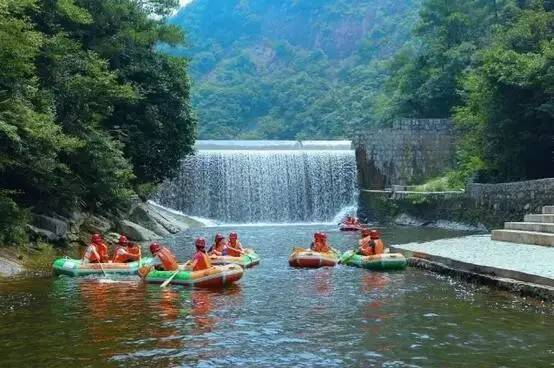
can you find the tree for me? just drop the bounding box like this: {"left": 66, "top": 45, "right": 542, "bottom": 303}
{"left": 374, "top": 0, "right": 509, "bottom": 122}
{"left": 0, "top": 0, "right": 196, "bottom": 244}
{"left": 454, "top": 0, "right": 554, "bottom": 182}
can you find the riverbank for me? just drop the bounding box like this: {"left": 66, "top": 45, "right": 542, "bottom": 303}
{"left": 0, "top": 201, "right": 205, "bottom": 278}
{"left": 392, "top": 235, "right": 554, "bottom": 301}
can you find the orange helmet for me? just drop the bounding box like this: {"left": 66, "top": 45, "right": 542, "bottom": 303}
{"left": 149, "top": 242, "right": 161, "bottom": 254}
{"left": 369, "top": 230, "right": 380, "bottom": 239}
{"left": 118, "top": 235, "right": 129, "bottom": 246}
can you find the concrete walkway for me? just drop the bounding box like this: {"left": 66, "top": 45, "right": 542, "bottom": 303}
{"left": 392, "top": 235, "right": 554, "bottom": 300}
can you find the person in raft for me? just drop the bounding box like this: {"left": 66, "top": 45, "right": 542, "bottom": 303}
{"left": 226, "top": 232, "right": 245, "bottom": 257}
{"left": 184, "top": 237, "right": 212, "bottom": 272}
{"left": 149, "top": 242, "right": 179, "bottom": 271}
{"left": 83, "top": 233, "right": 109, "bottom": 263}
{"left": 112, "top": 235, "right": 141, "bottom": 263}
{"left": 310, "top": 232, "right": 331, "bottom": 253}
{"left": 209, "top": 233, "right": 227, "bottom": 256}
{"left": 357, "top": 229, "right": 385, "bottom": 256}
{"left": 342, "top": 215, "right": 359, "bottom": 225}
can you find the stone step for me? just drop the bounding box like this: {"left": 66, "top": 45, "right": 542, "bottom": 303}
{"left": 492, "top": 229, "right": 554, "bottom": 247}
{"left": 524, "top": 214, "right": 554, "bottom": 223}
{"left": 543, "top": 206, "right": 554, "bottom": 214}
{"left": 505, "top": 222, "right": 554, "bottom": 234}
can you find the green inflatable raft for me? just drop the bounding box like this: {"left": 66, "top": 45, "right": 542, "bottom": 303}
{"left": 52, "top": 257, "right": 155, "bottom": 277}
{"left": 210, "top": 249, "right": 261, "bottom": 268}
{"left": 339, "top": 251, "right": 407, "bottom": 271}
{"left": 145, "top": 264, "right": 243, "bottom": 287}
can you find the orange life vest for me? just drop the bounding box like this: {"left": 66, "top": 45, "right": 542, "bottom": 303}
{"left": 358, "top": 238, "right": 385, "bottom": 256}
{"left": 84, "top": 242, "right": 109, "bottom": 263}
{"left": 312, "top": 240, "right": 330, "bottom": 253}
{"left": 192, "top": 251, "right": 212, "bottom": 271}
{"left": 227, "top": 240, "right": 243, "bottom": 257}
{"left": 113, "top": 244, "right": 141, "bottom": 263}
{"left": 155, "top": 246, "right": 179, "bottom": 271}
{"left": 210, "top": 241, "right": 227, "bottom": 256}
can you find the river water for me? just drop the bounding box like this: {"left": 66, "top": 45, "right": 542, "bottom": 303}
{"left": 1, "top": 225, "right": 553, "bottom": 368}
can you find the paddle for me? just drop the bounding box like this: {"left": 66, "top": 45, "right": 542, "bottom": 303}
{"left": 160, "top": 261, "right": 191, "bottom": 288}
{"left": 138, "top": 265, "right": 151, "bottom": 279}
{"left": 160, "top": 269, "right": 180, "bottom": 288}
{"left": 83, "top": 247, "right": 108, "bottom": 277}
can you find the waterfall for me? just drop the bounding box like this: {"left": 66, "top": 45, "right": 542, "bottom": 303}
{"left": 154, "top": 140, "right": 358, "bottom": 223}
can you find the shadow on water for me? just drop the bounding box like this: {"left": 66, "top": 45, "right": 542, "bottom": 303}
{"left": 0, "top": 225, "right": 553, "bottom": 367}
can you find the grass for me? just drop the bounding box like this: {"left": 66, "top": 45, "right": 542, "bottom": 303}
{"left": 412, "top": 175, "right": 464, "bottom": 192}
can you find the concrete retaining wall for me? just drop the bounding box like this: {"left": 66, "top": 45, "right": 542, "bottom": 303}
{"left": 354, "top": 119, "right": 456, "bottom": 189}
{"left": 358, "top": 178, "right": 554, "bottom": 230}
{"left": 466, "top": 178, "right": 554, "bottom": 224}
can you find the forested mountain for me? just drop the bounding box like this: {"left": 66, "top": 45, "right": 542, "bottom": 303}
{"left": 168, "top": 0, "right": 420, "bottom": 139}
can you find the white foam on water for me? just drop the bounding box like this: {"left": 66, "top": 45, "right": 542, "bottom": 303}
{"left": 154, "top": 141, "right": 358, "bottom": 224}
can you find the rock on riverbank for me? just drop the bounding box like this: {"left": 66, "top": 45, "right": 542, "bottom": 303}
{"left": 0, "top": 254, "right": 24, "bottom": 277}
{"left": 26, "top": 201, "right": 203, "bottom": 245}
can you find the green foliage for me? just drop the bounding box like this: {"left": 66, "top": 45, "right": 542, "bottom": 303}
{"left": 0, "top": 0, "right": 195, "bottom": 245}
{"left": 412, "top": 175, "right": 464, "bottom": 192}
{"left": 374, "top": 0, "right": 511, "bottom": 122}
{"left": 454, "top": 0, "right": 553, "bottom": 182}
{"left": 168, "top": 0, "right": 419, "bottom": 139}
{"left": 0, "top": 192, "right": 29, "bottom": 246}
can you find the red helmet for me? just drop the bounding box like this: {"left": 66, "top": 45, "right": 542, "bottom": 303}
{"left": 149, "top": 242, "right": 161, "bottom": 254}
{"left": 118, "top": 235, "right": 129, "bottom": 246}
{"left": 229, "top": 232, "right": 238, "bottom": 240}
{"left": 369, "top": 230, "right": 380, "bottom": 239}
{"left": 91, "top": 233, "right": 102, "bottom": 244}
{"left": 361, "top": 228, "right": 371, "bottom": 237}
{"left": 214, "top": 233, "right": 225, "bottom": 243}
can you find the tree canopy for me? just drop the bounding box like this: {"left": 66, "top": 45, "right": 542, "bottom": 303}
{"left": 368, "top": 0, "right": 553, "bottom": 183}
{"left": 0, "top": 0, "right": 196, "bottom": 245}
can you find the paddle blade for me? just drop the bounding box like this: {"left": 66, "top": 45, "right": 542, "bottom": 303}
{"left": 138, "top": 266, "right": 152, "bottom": 279}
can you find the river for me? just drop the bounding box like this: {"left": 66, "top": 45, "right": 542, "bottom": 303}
{"left": 1, "top": 225, "right": 552, "bottom": 367}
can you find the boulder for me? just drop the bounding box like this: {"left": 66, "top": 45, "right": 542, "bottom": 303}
{"left": 128, "top": 204, "right": 171, "bottom": 236}
{"left": 117, "top": 220, "right": 161, "bottom": 242}
{"left": 147, "top": 201, "right": 204, "bottom": 228}
{"left": 82, "top": 215, "right": 112, "bottom": 234}
{"left": 27, "top": 224, "right": 59, "bottom": 242}
{"left": 31, "top": 215, "right": 69, "bottom": 240}
{"left": 0, "top": 256, "right": 24, "bottom": 277}
{"left": 394, "top": 213, "right": 425, "bottom": 227}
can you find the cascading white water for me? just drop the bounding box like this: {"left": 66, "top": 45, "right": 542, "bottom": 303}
{"left": 153, "top": 140, "right": 358, "bottom": 223}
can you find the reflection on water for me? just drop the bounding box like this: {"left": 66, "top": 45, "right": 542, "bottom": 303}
{"left": 0, "top": 225, "right": 553, "bottom": 367}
